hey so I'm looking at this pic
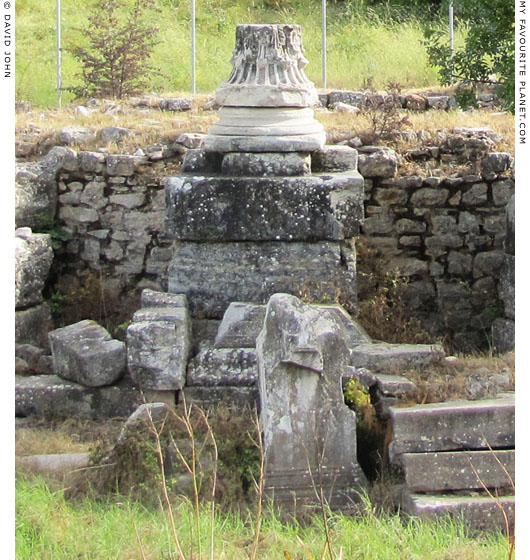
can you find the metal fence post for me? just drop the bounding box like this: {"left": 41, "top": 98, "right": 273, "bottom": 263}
{"left": 56, "top": 0, "right": 62, "bottom": 107}
{"left": 449, "top": 0, "right": 454, "bottom": 83}
{"left": 322, "top": 0, "right": 327, "bottom": 89}
{"left": 191, "top": 0, "right": 196, "bottom": 94}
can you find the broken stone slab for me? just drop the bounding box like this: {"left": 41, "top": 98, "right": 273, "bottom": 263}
{"left": 314, "top": 304, "right": 371, "bottom": 347}
{"left": 311, "top": 146, "right": 359, "bottom": 173}
{"left": 214, "top": 303, "right": 266, "bottom": 348}
{"left": 350, "top": 342, "right": 444, "bottom": 372}
{"left": 17, "top": 453, "right": 91, "bottom": 476}
{"left": 179, "top": 386, "right": 259, "bottom": 410}
{"left": 15, "top": 303, "right": 53, "bottom": 348}
{"left": 49, "top": 320, "right": 126, "bottom": 387}
{"left": 15, "top": 228, "right": 54, "bottom": 309}
{"left": 388, "top": 395, "right": 515, "bottom": 459}
{"left": 15, "top": 375, "right": 143, "bottom": 420}
{"left": 400, "top": 491, "right": 515, "bottom": 534}
{"left": 257, "top": 294, "right": 368, "bottom": 512}
{"left": 160, "top": 97, "right": 193, "bottom": 111}
{"left": 164, "top": 173, "right": 364, "bottom": 242}
{"left": 221, "top": 152, "right": 311, "bottom": 177}
{"left": 117, "top": 402, "right": 174, "bottom": 444}
{"left": 127, "top": 291, "right": 191, "bottom": 390}
{"left": 186, "top": 348, "right": 258, "bottom": 386}
{"left": 399, "top": 450, "right": 515, "bottom": 493}
{"left": 167, "top": 240, "right": 357, "bottom": 318}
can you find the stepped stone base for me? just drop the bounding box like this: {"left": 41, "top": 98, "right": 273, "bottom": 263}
{"left": 168, "top": 241, "right": 357, "bottom": 318}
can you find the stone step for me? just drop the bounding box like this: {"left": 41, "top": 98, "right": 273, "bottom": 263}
{"left": 350, "top": 342, "right": 444, "bottom": 373}
{"left": 399, "top": 450, "right": 515, "bottom": 492}
{"left": 389, "top": 395, "right": 514, "bottom": 459}
{"left": 400, "top": 491, "right": 515, "bottom": 533}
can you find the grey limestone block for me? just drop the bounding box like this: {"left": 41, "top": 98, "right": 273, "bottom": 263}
{"left": 164, "top": 172, "right": 364, "bottom": 242}
{"left": 57, "top": 126, "right": 96, "bottom": 145}
{"left": 311, "top": 145, "right": 359, "bottom": 173}
{"left": 221, "top": 152, "right": 311, "bottom": 177}
{"left": 106, "top": 154, "right": 147, "bottom": 176}
{"left": 505, "top": 194, "right": 515, "bottom": 255}
{"left": 498, "top": 254, "right": 514, "bottom": 319}
{"left": 399, "top": 450, "right": 514, "bottom": 492}
{"left": 182, "top": 149, "right": 223, "bottom": 173}
{"left": 357, "top": 146, "right": 398, "bottom": 178}
{"left": 167, "top": 240, "right": 358, "bottom": 318}
{"left": 49, "top": 320, "right": 126, "bottom": 387}
{"left": 388, "top": 395, "right": 515, "bottom": 459}
{"left": 481, "top": 152, "right": 512, "bottom": 176}
{"left": 15, "top": 304, "right": 53, "bottom": 348}
{"left": 15, "top": 374, "right": 143, "bottom": 420}
{"left": 257, "top": 294, "right": 368, "bottom": 513}
{"left": 350, "top": 342, "right": 444, "bottom": 372}
{"left": 160, "top": 97, "right": 193, "bottom": 112}
{"left": 186, "top": 348, "right": 258, "bottom": 386}
{"left": 127, "top": 290, "right": 191, "bottom": 390}
{"left": 140, "top": 289, "right": 187, "bottom": 309}
{"left": 399, "top": 491, "right": 514, "bottom": 534}
{"left": 214, "top": 303, "right": 266, "bottom": 348}
{"left": 15, "top": 228, "right": 54, "bottom": 309}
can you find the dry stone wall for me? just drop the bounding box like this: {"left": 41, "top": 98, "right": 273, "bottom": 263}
{"left": 358, "top": 142, "right": 514, "bottom": 350}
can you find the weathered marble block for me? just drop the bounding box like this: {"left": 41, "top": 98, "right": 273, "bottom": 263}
{"left": 388, "top": 395, "right": 515, "bottom": 460}
{"left": 257, "top": 294, "right": 368, "bottom": 512}
{"left": 15, "top": 374, "right": 142, "bottom": 420}
{"left": 168, "top": 241, "right": 357, "bottom": 318}
{"left": 49, "top": 320, "right": 126, "bottom": 387}
{"left": 400, "top": 492, "right": 514, "bottom": 534}
{"left": 221, "top": 152, "right": 311, "bottom": 177}
{"left": 164, "top": 173, "right": 364, "bottom": 242}
{"left": 400, "top": 450, "right": 515, "bottom": 492}
{"left": 186, "top": 348, "right": 258, "bottom": 386}
{"left": 15, "top": 228, "right": 54, "bottom": 309}
{"left": 127, "top": 291, "right": 191, "bottom": 391}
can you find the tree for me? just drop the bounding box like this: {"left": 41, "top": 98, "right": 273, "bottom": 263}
{"left": 68, "top": 0, "right": 160, "bottom": 99}
{"left": 424, "top": 0, "right": 515, "bottom": 110}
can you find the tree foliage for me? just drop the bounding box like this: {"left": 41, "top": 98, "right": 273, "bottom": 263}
{"left": 68, "top": 0, "right": 160, "bottom": 99}
{"left": 424, "top": 0, "right": 515, "bottom": 110}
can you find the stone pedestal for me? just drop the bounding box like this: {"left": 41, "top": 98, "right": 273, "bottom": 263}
{"left": 165, "top": 24, "right": 364, "bottom": 318}
{"left": 257, "top": 294, "right": 368, "bottom": 513}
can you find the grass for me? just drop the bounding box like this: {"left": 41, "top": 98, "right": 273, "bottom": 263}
{"left": 15, "top": 0, "right": 462, "bottom": 107}
{"left": 15, "top": 476, "right": 508, "bottom": 560}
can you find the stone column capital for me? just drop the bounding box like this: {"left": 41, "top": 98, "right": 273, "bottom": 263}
{"left": 215, "top": 24, "right": 319, "bottom": 108}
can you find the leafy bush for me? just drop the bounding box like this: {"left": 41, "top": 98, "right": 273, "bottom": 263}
{"left": 68, "top": 0, "right": 160, "bottom": 99}
{"left": 424, "top": 0, "right": 515, "bottom": 111}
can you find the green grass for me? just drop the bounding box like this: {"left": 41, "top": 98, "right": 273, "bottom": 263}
{"left": 16, "top": 476, "right": 509, "bottom": 560}
{"left": 15, "top": 0, "right": 462, "bottom": 107}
